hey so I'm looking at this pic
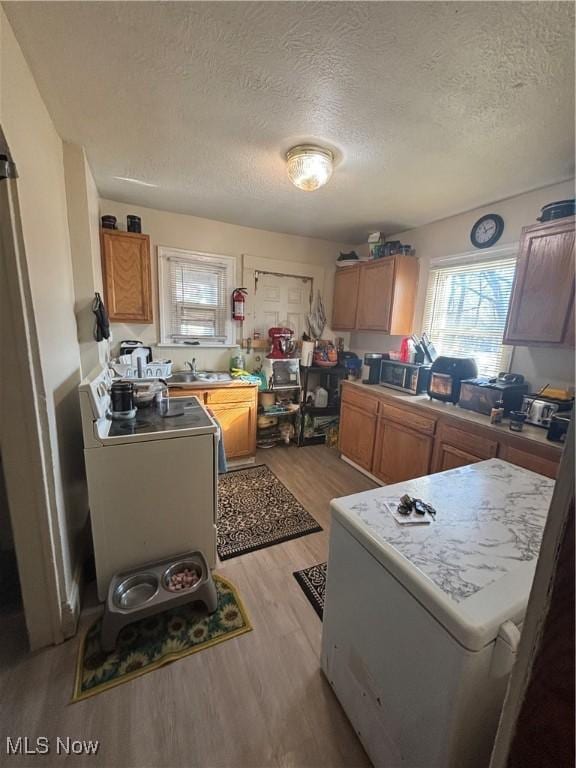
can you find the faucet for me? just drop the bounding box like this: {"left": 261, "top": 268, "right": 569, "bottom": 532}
{"left": 186, "top": 358, "right": 197, "bottom": 375}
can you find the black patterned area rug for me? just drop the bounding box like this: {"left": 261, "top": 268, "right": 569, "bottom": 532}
{"left": 217, "top": 465, "right": 322, "bottom": 560}
{"left": 293, "top": 562, "right": 327, "bottom": 619}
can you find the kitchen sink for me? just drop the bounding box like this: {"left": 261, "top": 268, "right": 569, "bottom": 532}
{"left": 168, "top": 371, "right": 233, "bottom": 385}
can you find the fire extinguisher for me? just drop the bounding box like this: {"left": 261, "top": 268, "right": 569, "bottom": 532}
{"left": 232, "top": 288, "right": 248, "bottom": 321}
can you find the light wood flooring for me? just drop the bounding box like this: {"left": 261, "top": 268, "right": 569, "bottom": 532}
{"left": 0, "top": 445, "right": 377, "bottom": 768}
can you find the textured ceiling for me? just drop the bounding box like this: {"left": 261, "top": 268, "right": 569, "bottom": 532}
{"left": 4, "top": 1, "right": 575, "bottom": 242}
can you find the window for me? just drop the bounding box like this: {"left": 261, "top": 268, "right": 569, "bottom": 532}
{"left": 422, "top": 253, "right": 517, "bottom": 377}
{"left": 158, "top": 248, "right": 236, "bottom": 346}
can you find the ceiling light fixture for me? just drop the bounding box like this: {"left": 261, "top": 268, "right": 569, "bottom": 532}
{"left": 113, "top": 176, "right": 158, "bottom": 188}
{"left": 286, "top": 145, "right": 333, "bottom": 192}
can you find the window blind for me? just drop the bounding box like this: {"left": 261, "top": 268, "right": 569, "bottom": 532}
{"left": 165, "top": 255, "right": 228, "bottom": 342}
{"left": 422, "top": 256, "right": 517, "bottom": 377}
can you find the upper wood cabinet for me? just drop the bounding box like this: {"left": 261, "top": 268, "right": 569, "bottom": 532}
{"left": 100, "top": 229, "right": 153, "bottom": 323}
{"left": 332, "top": 266, "right": 361, "bottom": 330}
{"left": 504, "top": 217, "right": 575, "bottom": 346}
{"left": 331, "top": 255, "right": 419, "bottom": 335}
{"left": 356, "top": 258, "right": 395, "bottom": 331}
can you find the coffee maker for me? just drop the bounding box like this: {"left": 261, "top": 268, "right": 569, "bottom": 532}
{"left": 267, "top": 327, "right": 295, "bottom": 359}
{"left": 363, "top": 353, "right": 386, "bottom": 384}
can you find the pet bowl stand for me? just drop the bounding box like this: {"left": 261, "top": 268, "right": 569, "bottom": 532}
{"left": 100, "top": 550, "right": 217, "bottom": 653}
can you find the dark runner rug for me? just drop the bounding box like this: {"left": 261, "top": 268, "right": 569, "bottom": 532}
{"left": 217, "top": 465, "right": 322, "bottom": 560}
{"left": 293, "top": 562, "right": 327, "bottom": 619}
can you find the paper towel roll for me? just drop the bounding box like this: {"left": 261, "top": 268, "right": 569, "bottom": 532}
{"left": 301, "top": 341, "right": 315, "bottom": 367}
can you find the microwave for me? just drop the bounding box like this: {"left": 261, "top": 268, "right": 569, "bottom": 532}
{"left": 379, "top": 361, "right": 431, "bottom": 395}
{"left": 261, "top": 357, "right": 301, "bottom": 390}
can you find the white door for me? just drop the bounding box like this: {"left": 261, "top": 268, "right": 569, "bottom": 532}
{"left": 252, "top": 272, "right": 313, "bottom": 339}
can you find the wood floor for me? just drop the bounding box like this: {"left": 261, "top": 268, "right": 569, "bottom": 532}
{"left": 0, "top": 445, "right": 377, "bottom": 768}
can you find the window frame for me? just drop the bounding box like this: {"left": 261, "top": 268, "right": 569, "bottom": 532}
{"left": 421, "top": 243, "right": 519, "bottom": 377}
{"left": 157, "top": 246, "right": 237, "bottom": 347}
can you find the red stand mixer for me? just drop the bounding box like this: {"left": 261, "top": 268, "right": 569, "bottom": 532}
{"left": 266, "top": 327, "right": 295, "bottom": 359}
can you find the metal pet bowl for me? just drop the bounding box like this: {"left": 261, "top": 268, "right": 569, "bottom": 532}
{"left": 163, "top": 559, "right": 203, "bottom": 593}
{"left": 113, "top": 572, "right": 159, "bottom": 610}
{"left": 101, "top": 551, "right": 218, "bottom": 654}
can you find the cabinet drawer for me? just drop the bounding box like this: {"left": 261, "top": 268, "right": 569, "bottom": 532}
{"left": 379, "top": 402, "right": 436, "bottom": 436}
{"left": 205, "top": 387, "right": 257, "bottom": 405}
{"left": 438, "top": 423, "right": 498, "bottom": 459}
{"left": 341, "top": 386, "right": 379, "bottom": 415}
{"left": 169, "top": 388, "right": 208, "bottom": 402}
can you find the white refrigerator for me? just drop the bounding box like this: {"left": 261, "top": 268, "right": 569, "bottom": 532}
{"left": 321, "top": 459, "right": 554, "bottom": 768}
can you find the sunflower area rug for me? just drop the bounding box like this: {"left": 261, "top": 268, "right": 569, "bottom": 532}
{"left": 217, "top": 465, "right": 322, "bottom": 560}
{"left": 73, "top": 575, "right": 251, "bottom": 702}
{"left": 293, "top": 562, "right": 328, "bottom": 619}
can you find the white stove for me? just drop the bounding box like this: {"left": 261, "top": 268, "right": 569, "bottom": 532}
{"left": 79, "top": 366, "right": 219, "bottom": 600}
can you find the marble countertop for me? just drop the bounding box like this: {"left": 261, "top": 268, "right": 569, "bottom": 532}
{"left": 331, "top": 459, "right": 555, "bottom": 648}
{"left": 343, "top": 380, "right": 563, "bottom": 451}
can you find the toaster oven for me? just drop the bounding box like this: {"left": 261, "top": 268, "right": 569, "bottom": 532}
{"left": 458, "top": 375, "right": 528, "bottom": 416}
{"left": 379, "top": 361, "right": 431, "bottom": 395}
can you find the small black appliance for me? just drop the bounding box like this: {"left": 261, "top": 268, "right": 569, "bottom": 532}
{"left": 547, "top": 413, "right": 571, "bottom": 443}
{"left": 458, "top": 373, "right": 529, "bottom": 416}
{"left": 110, "top": 380, "right": 135, "bottom": 419}
{"left": 363, "top": 353, "right": 386, "bottom": 385}
{"left": 428, "top": 356, "right": 478, "bottom": 404}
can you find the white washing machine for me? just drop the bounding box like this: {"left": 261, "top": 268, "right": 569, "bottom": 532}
{"left": 79, "top": 366, "right": 218, "bottom": 600}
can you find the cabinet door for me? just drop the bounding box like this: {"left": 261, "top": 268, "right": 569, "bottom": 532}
{"left": 101, "top": 230, "right": 153, "bottom": 323}
{"left": 434, "top": 443, "right": 483, "bottom": 472}
{"left": 332, "top": 266, "right": 360, "bottom": 330}
{"left": 338, "top": 402, "right": 377, "bottom": 471}
{"left": 499, "top": 444, "right": 559, "bottom": 479}
{"left": 504, "top": 218, "right": 575, "bottom": 345}
{"left": 356, "top": 259, "right": 395, "bottom": 331}
{"left": 210, "top": 402, "right": 256, "bottom": 459}
{"left": 373, "top": 418, "right": 433, "bottom": 483}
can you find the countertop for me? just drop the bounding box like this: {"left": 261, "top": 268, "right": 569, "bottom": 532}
{"left": 331, "top": 459, "right": 554, "bottom": 648}
{"left": 168, "top": 378, "right": 258, "bottom": 391}
{"left": 344, "top": 379, "right": 563, "bottom": 452}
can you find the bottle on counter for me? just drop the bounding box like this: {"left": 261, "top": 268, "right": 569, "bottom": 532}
{"left": 490, "top": 399, "right": 505, "bottom": 425}
{"left": 230, "top": 352, "right": 245, "bottom": 371}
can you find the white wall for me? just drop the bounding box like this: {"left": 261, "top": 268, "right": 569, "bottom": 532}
{"left": 64, "top": 142, "right": 107, "bottom": 376}
{"left": 350, "top": 180, "right": 575, "bottom": 391}
{"left": 99, "top": 199, "right": 348, "bottom": 371}
{"left": 0, "top": 9, "right": 86, "bottom": 613}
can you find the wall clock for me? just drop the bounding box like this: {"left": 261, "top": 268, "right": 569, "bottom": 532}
{"left": 470, "top": 214, "right": 504, "bottom": 249}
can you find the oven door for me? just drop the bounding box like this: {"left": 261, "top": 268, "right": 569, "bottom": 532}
{"left": 380, "top": 363, "right": 408, "bottom": 391}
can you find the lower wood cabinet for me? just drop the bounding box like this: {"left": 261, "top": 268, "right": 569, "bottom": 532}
{"left": 170, "top": 385, "right": 257, "bottom": 460}
{"left": 499, "top": 444, "right": 559, "bottom": 479}
{"left": 209, "top": 403, "right": 256, "bottom": 459}
{"left": 338, "top": 402, "right": 378, "bottom": 471}
{"left": 431, "top": 423, "right": 498, "bottom": 474}
{"left": 433, "top": 443, "right": 483, "bottom": 472}
{"left": 373, "top": 418, "right": 433, "bottom": 483}
{"left": 338, "top": 383, "right": 562, "bottom": 484}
